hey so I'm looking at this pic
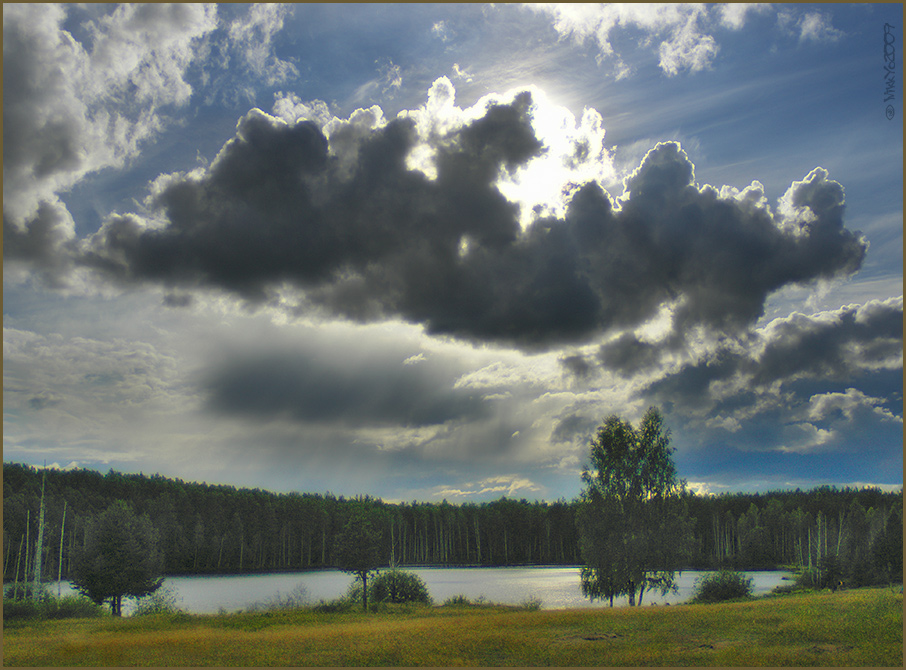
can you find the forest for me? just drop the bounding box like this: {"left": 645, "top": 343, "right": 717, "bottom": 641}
{"left": 3, "top": 461, "right": 902, "bottom": 587}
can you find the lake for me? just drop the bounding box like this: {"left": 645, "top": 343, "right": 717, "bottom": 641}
{"left": 46, "top": 567, "right": 792, "bottom": 615}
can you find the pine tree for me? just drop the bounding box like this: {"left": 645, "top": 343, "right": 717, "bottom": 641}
{"left": 70, "top": 501, "right": 164, "bottom": 616}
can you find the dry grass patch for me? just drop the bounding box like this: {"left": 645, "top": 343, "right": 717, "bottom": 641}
{"left": 3, "top": 587, "right": 901, "bottom": 666}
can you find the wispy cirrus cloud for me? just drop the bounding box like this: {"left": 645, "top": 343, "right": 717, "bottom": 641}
{"left": 524, "top": 4, "right": 771, "bottom": 77}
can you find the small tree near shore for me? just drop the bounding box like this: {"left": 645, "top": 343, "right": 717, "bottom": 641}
{"left": 334, "top": 508, "right": 384, "bottom": 612}
{"left": 70, "top": 501, "right": 164, "bottom": 616}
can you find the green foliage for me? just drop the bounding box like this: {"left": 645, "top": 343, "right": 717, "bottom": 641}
{"left": 2, "top": 461, "right": 902, "bottom": 584}
{"left": 70, "top": 500, "right": 164, "bottom": 616}
{"left": 3, "top": 591, "right": 105, "bottom": 623}
{"left": 334, "top": 507, "right": 386, "bottom": 611}
{"left": 368, "top": 569, "right": 432, "bottom": 605}
{"left": 4, "top": 582, "right": 51, "bottom": 602}
{"left": 872, "top": 508, "right": 903, "bottom": 584}
{"left": 578, "top": 408, "right": 694, "bottom": 606}
{"left": 442, "top": 594, "right": 473, "bottom": 606}
{"left": 690, "top": 570, "right": 754, "bottom": 603}
{"left": 519, "top": 594, "right": 543, "bottom": 611}
{"left": 245, "top": 584, "right": 310, "bottom": 613}
{"left": 133, "top": 585, "right": 184, "bottom": 616}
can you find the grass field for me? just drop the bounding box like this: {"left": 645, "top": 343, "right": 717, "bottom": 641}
{"left": 3, "top": 587, "right": 902, "bottom": 666}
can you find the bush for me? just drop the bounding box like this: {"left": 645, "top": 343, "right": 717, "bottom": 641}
{"left": 520, "top": 595, "right": 543, "bottom": 611}
{"left": 690, "top": 570, "right": 754, "bottom": 603}
{"left": 46, "top": 595, "right": 107, "bottom": 619}
{"left": 133, "top": 585, "right": 184, "bottom": 616}
{"left": 368, "top": 570, "right": 432, "bottom": 605}
{"left": 245, "top": 584, "right": 309, "bottom": 613}
{"left": 441, "top": 594, "right": 496, "bottom": 607}
{"left": 3, "top": 597, "right": 42, "bottom": 621}
{"left": 3, "top": 590, "right": 105, "bottom": 623}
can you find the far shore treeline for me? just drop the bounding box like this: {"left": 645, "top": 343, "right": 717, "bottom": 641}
{"left": 3, "top": 462, "right": 902, "bottom": 581}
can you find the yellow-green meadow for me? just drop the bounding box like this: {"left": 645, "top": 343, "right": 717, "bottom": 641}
{"left": 4, "top": 587, "right": 901, "bottom": 666}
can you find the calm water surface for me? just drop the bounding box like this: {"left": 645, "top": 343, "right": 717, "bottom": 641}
{"left": 49, "top": 567, "right": 791, "bottom": 615}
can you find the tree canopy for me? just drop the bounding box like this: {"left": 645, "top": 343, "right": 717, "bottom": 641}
{"left": 333, "top": 507, "right": 385, "bottom": 611}
{"left": 578, "top": 407, "right": 694, "bottom": 606}
{"left": 70, "top": 500, "right": 163, "bottom": 616}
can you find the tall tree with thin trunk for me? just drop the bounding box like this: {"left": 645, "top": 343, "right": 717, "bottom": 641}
{"left": 578, "top": 407, "right": 694, "bottom": 606}
{"left": 32, "top": 469, "right": 46, "bottom": 597}
{"left": 334, "top": 507, "right": 384, "bottom": 612}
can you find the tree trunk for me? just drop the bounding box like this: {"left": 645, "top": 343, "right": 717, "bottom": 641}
{"left": 13, "top": 535, "right": 24, "bottom": 599}
{"left": 57, "top": 502, "right": 67, "bottom": 596}
{"left": 33, "top": 470, "right": 46, "bottom": 594}
{"left": 361, "top": 572, "right": 369, "bottom": 612}
{"left": 24, "top": 510, "right": 30, "bottom": 595}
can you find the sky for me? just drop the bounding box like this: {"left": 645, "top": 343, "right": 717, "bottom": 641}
{"left": 3, "top": 3, "right": 903, "bottom": 503}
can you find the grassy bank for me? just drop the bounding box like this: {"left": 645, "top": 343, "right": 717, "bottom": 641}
{"left": 3, "top": 587, "right": 901, "bottom": 666}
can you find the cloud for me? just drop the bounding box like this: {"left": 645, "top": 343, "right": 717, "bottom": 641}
{"left": 779, "top": 10, "right": 844, "bottom": 43}
{"left": 645, "top": 298, "right": 903, "bottom": 407}
{"left": 433, "top": 474, "right": 543, "bottom": 498}
{"left": 227, "top": 4, "right": 298, "bottom": 86}
{"left": 3, "top": 327, "right": 186, "bottom": 415}
{"left": 806, "top": 387, "right": 902, "bottom": 425}
{"left": 527, "top": 4, "right": 847, "bottom": 77}
{"left": 75, "top": 80, "right": 867, "bottom": 352}
{"left": 201, "top": 345, "right": 488, "bottom": 428}
{"left": 524, "top": 4, "right": 739, "bottom": 77}
{"left": 2, "top": 3, "right": 218, "bottom": 288}
{"left": 641, "top": 297, "right": 903, "bottom": 452}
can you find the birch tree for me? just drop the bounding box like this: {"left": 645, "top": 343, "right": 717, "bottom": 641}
{"left": 578, "top": 407, "right": 694, "bottom": 606}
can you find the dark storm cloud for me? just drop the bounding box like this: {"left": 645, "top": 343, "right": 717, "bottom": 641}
{"left": 559, "top": 354, "right": 595, "bottom": 380}
{"left": 80, "top": 95, "right": 867, "bottom": 349}
{"left": 3, "top": 202, "right": 77, "bottom": 287}
{"left": 643, "top": 298, "right": 903, "bottom": 413}
{"left": 551, "top": 413, "right": 599, "bottom": 444}
{"left": 203, "top": 348, "right": 488, "bottom": 428}
{"left": 598, "top": 333, "right": 663, "bottom": 375}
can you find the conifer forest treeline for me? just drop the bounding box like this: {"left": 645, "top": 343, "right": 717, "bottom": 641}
{"left": 3, "top": 462, "right": 902, "bottom": 585}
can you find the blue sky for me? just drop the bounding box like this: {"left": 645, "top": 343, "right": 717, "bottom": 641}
{"left": 4, "top": 3, "right": 902, "bottom": 501}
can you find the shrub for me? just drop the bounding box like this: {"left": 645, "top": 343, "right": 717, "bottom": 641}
{"left": 49, "top": 595, "right": 106, "bottom": 619}
{"left": 3, "top": 597, "right": 42, "bottom": 622}
{"left": 441, "top": 594, "right": 496, "bottom": 607}
{"left": 246, "top": 584, "right": 310, "bottom": 613}
{"left": 520, "top": 595, "right": 543, "bottom": 611}
{"left": 134, "top": 585, "right": 184, "bottom": 616}
{"left": 3, "top": 591, "right": 105, "bottom": 622}
{"left": 443, "top": 594, "right": 472, "bottom": 606}
{"left": 368, "top": 570, "right": 432, "bottom": 605}
{"left": 690, "top": 570, "right": 754, "bottom": 603}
